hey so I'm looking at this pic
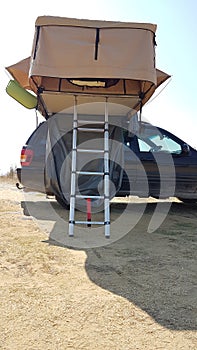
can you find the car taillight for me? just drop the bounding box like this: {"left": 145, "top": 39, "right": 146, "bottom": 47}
{"left": 20, "top": 147, "right": 34, "bottom": 166}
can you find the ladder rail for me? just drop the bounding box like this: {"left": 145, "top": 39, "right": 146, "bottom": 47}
{"left": 68, "top": 96, "right": 78, "bottom": 236}
{"left": 68, "top": 96, "right": 111, "bottom": 238}
{"left": 104, "top": 99, "right": 110, "bottom": 237}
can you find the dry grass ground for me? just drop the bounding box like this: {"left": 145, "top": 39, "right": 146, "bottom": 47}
{"left": 0, "top": 179, "right": 196, "bottom": 349}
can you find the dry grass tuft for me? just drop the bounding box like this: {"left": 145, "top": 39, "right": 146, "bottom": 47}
{"left": 0, "top": 166, "right": 18, "bottom": 183}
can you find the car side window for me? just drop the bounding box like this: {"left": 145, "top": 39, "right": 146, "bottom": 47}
{"left": 137, "top": 128, "right": 182, "bottom": 154}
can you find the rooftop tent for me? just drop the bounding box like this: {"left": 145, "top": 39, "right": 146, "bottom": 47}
{"left": 6, "top": 16, "right": 171, "bottom": 116}
{"left": 31, "top": 16, "right": 157, "bottom": 79}
{"left": 6, "top": 57, "right": 170, "bottom": 117}
{"left": 30, "top": 16, "right": 157, "bottom": 115}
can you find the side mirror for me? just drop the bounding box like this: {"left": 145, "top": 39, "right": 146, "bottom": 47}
{"left": 182, "top": 143, "right": 190, "bottom": 154}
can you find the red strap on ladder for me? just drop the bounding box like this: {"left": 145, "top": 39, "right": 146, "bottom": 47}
{"left": 86, "top": 198, "right": 91, "bottom": 227}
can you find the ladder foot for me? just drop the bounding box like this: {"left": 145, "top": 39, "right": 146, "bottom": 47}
{"left": 68, "top": 222, "right": 75, "bottom": 237}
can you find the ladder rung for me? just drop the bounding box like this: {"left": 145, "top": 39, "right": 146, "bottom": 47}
{"left": 76, "top": 195, "right": 104, "bottom": 199}
{"left": 76, "top": 171, "right": 104, "bottom": 175}
{"left": 78, "top": 120, "right": 105, "bottom": 125}
{"left": 77, "top": 127, "right": 104, "bottom": 132}
{"left": 75, "top": 221, "right": 105, "bottom": 225}
{"left": 69, "top": 102, "right": 110, "bottom": 237}
{"left": 77, "top": 149, "right": 104, "bottom": 153}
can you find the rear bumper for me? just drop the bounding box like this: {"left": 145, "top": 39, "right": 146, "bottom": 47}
{"left": 16, "top": 167, "right": 46, "bottom": 194}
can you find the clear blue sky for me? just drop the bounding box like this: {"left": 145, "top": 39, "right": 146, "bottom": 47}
{"left": 1, "top": 0, "right": 197, "bottom": 173}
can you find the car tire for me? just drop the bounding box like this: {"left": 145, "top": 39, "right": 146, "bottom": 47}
{"left": 55, "top": 195, "right": 70, "bottom": 209}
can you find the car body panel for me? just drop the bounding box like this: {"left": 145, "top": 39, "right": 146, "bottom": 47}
{"left": 17, "top": 121, "right": 197, "bottom": 202}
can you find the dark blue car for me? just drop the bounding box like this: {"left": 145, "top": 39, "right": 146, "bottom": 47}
{"left": 17, "top": 120, "right": 197, "bottom": 207}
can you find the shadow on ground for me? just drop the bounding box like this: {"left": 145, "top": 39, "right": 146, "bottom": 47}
{"left": 21, "top": 198, "right": 197, "bottom": 331}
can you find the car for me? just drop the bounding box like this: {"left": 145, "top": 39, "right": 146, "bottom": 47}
{"left": 17, "top": 119, "right": 197, "bottom": 207}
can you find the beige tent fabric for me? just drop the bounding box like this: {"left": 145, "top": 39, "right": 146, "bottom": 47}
{"left": 30, "top": 16, "right": 157, "bottom": 85}
{"left": 35, "top": 16, "right": 156, "bottom": 31}
{"left": 5, "top": 56, "right": 170, "bottom": 115}
{"left": 6, "top": 57, "right": 32, "bottom": 90}
{"left": 6, "top": 57, "right": 170, "bottom": 93}
{"left": 5, "top": 16, "right": 170, "bottom": 116}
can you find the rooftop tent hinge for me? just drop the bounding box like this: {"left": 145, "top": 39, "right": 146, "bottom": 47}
{"left": 94, "top": 28, "right": 100, "bottom": 60}
{"left": 139, "top": 92, "right": 145, "bottom": 100}
{"left": 37, "top": 86, "right": 44, "bottom": 94}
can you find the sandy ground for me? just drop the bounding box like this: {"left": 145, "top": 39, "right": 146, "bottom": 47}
{"left": 0, "top": 179, "right": 196, "bottom": 349}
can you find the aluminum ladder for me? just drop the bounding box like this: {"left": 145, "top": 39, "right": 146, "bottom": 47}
{"left": 68, "top": 97, "right": 110, "bottom": 238}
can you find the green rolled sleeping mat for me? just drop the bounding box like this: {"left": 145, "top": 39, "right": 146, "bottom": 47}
{"left": 6, "top": 80, "right": 37, "bottom": 109}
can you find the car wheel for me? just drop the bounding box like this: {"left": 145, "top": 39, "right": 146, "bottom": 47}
{"left": 177, "top": 197, "right": 197, "bottom": 204}
{"left": 55, "top": 195, "right": 70, "bottom": 209}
